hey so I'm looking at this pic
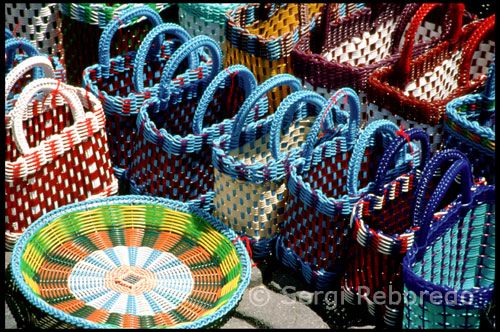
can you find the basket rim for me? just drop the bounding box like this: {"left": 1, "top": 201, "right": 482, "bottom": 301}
{"left": 10, "top": 195, "right": 252, "bottom": 329}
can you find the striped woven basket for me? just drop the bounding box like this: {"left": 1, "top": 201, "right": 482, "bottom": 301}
{"left": 9, "top": 195, "right": 251, "bottom": 328}
{"left": 366, "top": 9, "right": 495, "bottom": 152}
{"left": 402, "top": 151, "right": 495, "bottom": 329}
{"left": 342, "top": 128, "right": 444, "bottom": 327}
{"left": 224, "top": 3, "right": 323, "bottom": 112}
{"left": 82, "top": 7, "right": 210, "bottom": 190}
{"left": 443, "top": 59, "right": 495, "bottom": 184}
{"left": 177, "top": 3, "right": 247, "bottom": 56}
{"left": 5, "top": 78, "right": 118, "bottom": 250}
{"left": 59, "top": 3, "right": 171, "bottom": 85}
{"left": 5, "top": 3, "right": 65, "bottom": 60}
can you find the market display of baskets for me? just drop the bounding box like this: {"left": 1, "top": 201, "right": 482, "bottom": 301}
{"left": 9, "top": 195, "right": 251, "bottom": 328}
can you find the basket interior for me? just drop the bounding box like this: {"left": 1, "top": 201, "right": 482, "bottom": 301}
{"left": 18, "top": 203, "right": 244, "bottom": 328}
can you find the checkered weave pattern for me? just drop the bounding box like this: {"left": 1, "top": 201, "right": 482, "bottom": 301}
{"left": 443, "top": 59, "right": 495, "bottom": 184}
{"left": 5, "top": 78, "right": 118, "bottom": 251}
{"left": 402, "top": 152, "right": 495, "bottom": 329}
{"left": 342, "top": 128, "right": 432, "bottom": 327}
{"left": 5, "top": 3, "right": 65, "bottom": 60}
{"left": 366, "top": 10, "right": 495, "bottom": 152}
{"left": 9, "top": 195, "right": 251, "bottom": 328}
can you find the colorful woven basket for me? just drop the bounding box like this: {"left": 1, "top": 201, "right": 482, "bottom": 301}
{"left": 224, "top": 3, "right": 323, "bottom": 112}
{"left": 5, "top": 3, "right": 65, "bottom": 60}
{"left": 128, "top": 35, "right": 251, "bottom": 205}
{"left": 177, "top": 3, "right": 247, "bottom": 55}
{"left": 9, "top": 195, "right": 251, "bottom": 328}
{"left": 366, "top": 9, "right": 495, "bottom": 152}
{"left": 402, "top": 151, "right": 495, "bottom": 329}
{"left": 5, "top": 78, "right": 118, "bottom": 250}
{"left": 211, "top": 76, "right": 339, "bottom": 259}
{"left": 60, "top": 3, "right": 171, "bottom": 85}
{"left": 443, "top": 59, "right": 495, "bottom": 184}
{"left": 82, "top": 7, "right": 209, "bottom": 189}
{"left": 342, "top": 128, "right": 432, "bottom": 327}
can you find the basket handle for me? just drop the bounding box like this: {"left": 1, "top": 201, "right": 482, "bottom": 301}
{"left": 393, "top": 3, "right": 465, "bottom": 87}
{"left": 372, "top": 128, "right": 431, "bottom": 197}
{"left": 346, "top": 120, "right": 399, "bottom": 197}
{"left": 5, "top": 56, "right": 56, "bottom": 103}
{"left": 269, "top": 90, "right": 327, "bottom": 161}
{"left": 410, "top": 149, "right": 469, "bottom": 233}
{"left": 5, "top": 28, "right": 12, "bottom": 39}
{"left": 98, "top": 5, "right": 164, "bottom": 78}
{"left": 228, "top": 74, "right": 303, "bottom": 150}
{"left": 481, "top": 59, "right": 495, "bottom": 100}
{"left": 132, "top": 23, "right": 199, "bottom": 94}
{"left": 297, "top": 88, "right": 361, "bottom": 162}
{"left": 4, "top": 37, "right": 42, "bottom": 77}
{"left": 192, "top": 65, "right": 258, "bottom": 135}
{"left": 414, "top": 157, "right": 473, "bottom": 260}
{"left": 458, "top": 14, "right": 495, "bottom": 87}
{"left": 155, "top": 35, "right": 222, "bottom": 110}
{"left": 10, "top": 78, "right": 86, "bottom": 156}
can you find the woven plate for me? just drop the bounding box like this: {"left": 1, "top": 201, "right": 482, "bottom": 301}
{"left": 10, "top": 195, "right": 251, "bottom": 329}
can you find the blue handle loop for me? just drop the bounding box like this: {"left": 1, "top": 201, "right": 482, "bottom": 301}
{"left": 5, "top": 37, "right": 42, "bottom": 78}
{"left": 156, "top": 35, "right": 222, "bottom": 110}
{"left": 411, "top": 149, "right": 469, "bottom": 231}
{"left": 269, "top": 90, "right": 328, "bottom": 161}
{"left": 192, "top": 65, "right": 257, "bottom": 135}
{"left": 414, "top": 157, "right": 473, "bottom": 260}
{"left": 98, "top": 6, "right": 164, "bottom": 78}
{"left": 346, "top": 120, "right": 400, "bottom": 197}
{"left": 5, "top": 28, "right": 12, "bottom": 39}
{"left": 326, "top": 88, "right": 361, "bottom": 148}
{"left": 373, "top": 128, "right": 431, "bottom": 197}
{"left": 481, "top": 59, "right": 495, "bottom": 100}
{"left": 228, "top": 74, "right": 303, "bottom": 150}
{"left": 132, "top": 23, "right": 198, "bottom": 94}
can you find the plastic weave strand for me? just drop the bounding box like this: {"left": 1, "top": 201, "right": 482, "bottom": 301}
{"left": 10, "top": 195, "right": 251, "bottom": 329}
{"left": 443, "top": 60, "right": 495, "bottom": 184}
{"left": 5, "top": 78, "right": 118, "bottom": 250}
{"left": 5, "top": 3, "right": 65, "bottom": 60}
{"left": 224, "top": 3, "right": 323, "bottom": 112}
{"left": 366, "top": 11, "right": 495, "bottom": 152}
{"left": 402, "top": 152, "right": 495, "bottom": 329}
{"left": 342, "top": 128, "right": 431, "bottom": 327}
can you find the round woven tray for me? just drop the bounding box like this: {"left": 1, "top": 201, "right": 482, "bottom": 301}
{"left": 10, "top": 195, "right": 251, "bottom": 329}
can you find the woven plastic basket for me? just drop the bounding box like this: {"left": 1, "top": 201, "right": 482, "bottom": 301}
{"left": 342, "top": 128, "right": 432, "bottom": 327}
{"left": 82, "top": 7, "right": 209, "bottom": 189}
{"left": 224, "top": 3, "right": 323, "bottom": 112}
{"left": 178, "top": 3, "right": 247, "bottom": 56}
{"left": 402, "top": 151, "right": 495, "bottom": 329}
{"left": 9, "top": 195, "right": 251, "bottom": 328}
{"left": 366, "top": 9, "right": 495, "bottom": 152}
{"left": 5, "top": 3, "right": 65, "bottom": 60}
{"left": 59, "top": 3, "right": 170, "bottom": 85}
{"left": 5, "top": 78, "right": 118, "bottom": 250}
{"left": 129, "top": 35, "right": 249, "bottom": 205}
{"left": 443, "top": 59, "right": 495, "bottom": 184}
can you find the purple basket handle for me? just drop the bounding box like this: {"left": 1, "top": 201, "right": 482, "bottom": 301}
{"left": 98, "top": 6, "right": 164, "bottom": 78}
{"left": 414, "top": 157, "right": 473, "bottom": 260}
{"left": 373, "top": 128, "right": 431, "bottom": 197}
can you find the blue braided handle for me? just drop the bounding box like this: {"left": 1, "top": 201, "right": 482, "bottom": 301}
{"left": 5, "top": 37, "right": 43, "bottom": 78}
{"left": 228, "top": 74, "right": 303, "bottom": 150}
{"left": 156, "top": 35, "right": 222, "bottom": 109}
{"left": 346, "top": 120, "right": 400, "bottom": 197}
{"left": 269, "top": 90, "right": 328, "bottom": 161}
{"left": 372, "top": 128, "right": 431, "bottom": 197}
{"left": 192, "top": 64, "right": 257, "bottom": 135}
{"left": 481, "top": 59, "right": 495, "bottom": 100}
{"left": 5, "top": 28, "right": 12, "bottom": 39}
{"left": 132, "top": 23, "right": 199, "bottom": 94}
{"left": 98, "top": 6, "right": 164, "bottom": 77}
{"left": 414, "top": 157, "right": 473, "bottom": 260}
{"left": 411, "top": 149, "right": 469, "bottom": 232}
